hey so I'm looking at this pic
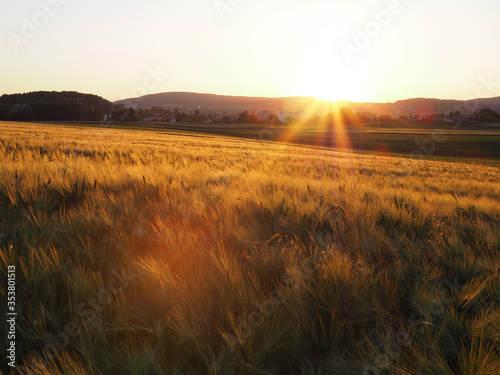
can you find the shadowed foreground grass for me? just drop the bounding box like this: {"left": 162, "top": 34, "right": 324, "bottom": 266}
{"left": 0, "top": 121, "right": 499, "bottom": 374}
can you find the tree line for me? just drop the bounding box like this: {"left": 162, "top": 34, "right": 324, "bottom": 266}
{"left": 0, "top": 91, "right": 112, "bottom": 121}
{"left": 1, "top": 91, "right": 499, "bottom": 125}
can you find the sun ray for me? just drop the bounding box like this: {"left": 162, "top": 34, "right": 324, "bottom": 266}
{"left": 278, "top": 98, "right": 353, "bottom": 155}
{"left": 331, "top": 107, "right": 352, "bottom": 151}
{"left": 278, "top": 99, "right": 321, "bottom": 144}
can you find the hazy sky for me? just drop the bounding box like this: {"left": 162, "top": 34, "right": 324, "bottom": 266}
{"left": 1, "top": 0, "right": 499, "bottom": 102}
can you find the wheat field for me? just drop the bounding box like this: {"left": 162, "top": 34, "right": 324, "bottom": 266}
{"left": 0, "top": 121, "right": 499, "bottom": 374}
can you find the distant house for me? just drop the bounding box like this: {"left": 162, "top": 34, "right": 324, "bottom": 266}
{"left": 277, "top": 111, "right": 287, "bottom": 123}
{"left": 277, "top": 110, "right": 305, "bottom": 123}
{"left": 143, "top": 117, "right": 167, "bottom": 122}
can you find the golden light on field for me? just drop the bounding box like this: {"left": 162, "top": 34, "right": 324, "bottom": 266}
{"left": 2, "top": 121, "right": 500, "bottom": 372}
{"left": 279, "top": 100, "right": 352, "bottom": 152}
{"left": 330, "top": 109, "right": 352, "bottom": 151}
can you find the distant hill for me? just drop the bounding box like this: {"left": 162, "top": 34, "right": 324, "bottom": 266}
{"left": 2, "top": 91, "right": 499, "bottom": 121}
{"left": 0, "top": 91, "right": 112, "bottom": 121}
{"left": 115, "top": 92, "right": 323, "bottom": 114}
{"left": 115, "top": 91, "right": 500, "bottom": 117}
{"left": 391, "top": 97, "right": 500, "bottom": 116}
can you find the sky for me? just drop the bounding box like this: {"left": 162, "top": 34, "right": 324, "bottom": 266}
{"left": 1, "top": 0, "right": 499, "bottom": 103}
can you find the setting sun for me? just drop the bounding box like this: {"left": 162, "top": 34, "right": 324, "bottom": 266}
{"left": 294, "top": 58, "right": 365, "bottom": 103}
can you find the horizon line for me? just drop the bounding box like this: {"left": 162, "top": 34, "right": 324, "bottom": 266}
{"left": 2, "top": 89, "right": 500, "bottom": 105}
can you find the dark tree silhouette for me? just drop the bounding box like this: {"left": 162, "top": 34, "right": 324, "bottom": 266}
{"left": 478, "top": 108, "right": 499, "bottom": 122}
{"left": 0, "top": 103, "right": 13, "bottom": 120}
{"left": 268, "top": 114, "right": 280, "bottom": 124}
{"left": 237, "top": 111, "right": 249, "bottom": 123}
{"left": 0, "top": 91, "right": 111, "bottom": 121}
{"left": 126, "top": 108, "right": 137, "bottom": 121}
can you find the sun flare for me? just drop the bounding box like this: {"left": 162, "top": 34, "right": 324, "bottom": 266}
{"left": 295, "top": 59, "right": 365, "bottom": 103}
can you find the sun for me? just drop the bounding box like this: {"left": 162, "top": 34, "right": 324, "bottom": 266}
{"left": 295, "top": 59, "right": 365, "bottom": 103}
